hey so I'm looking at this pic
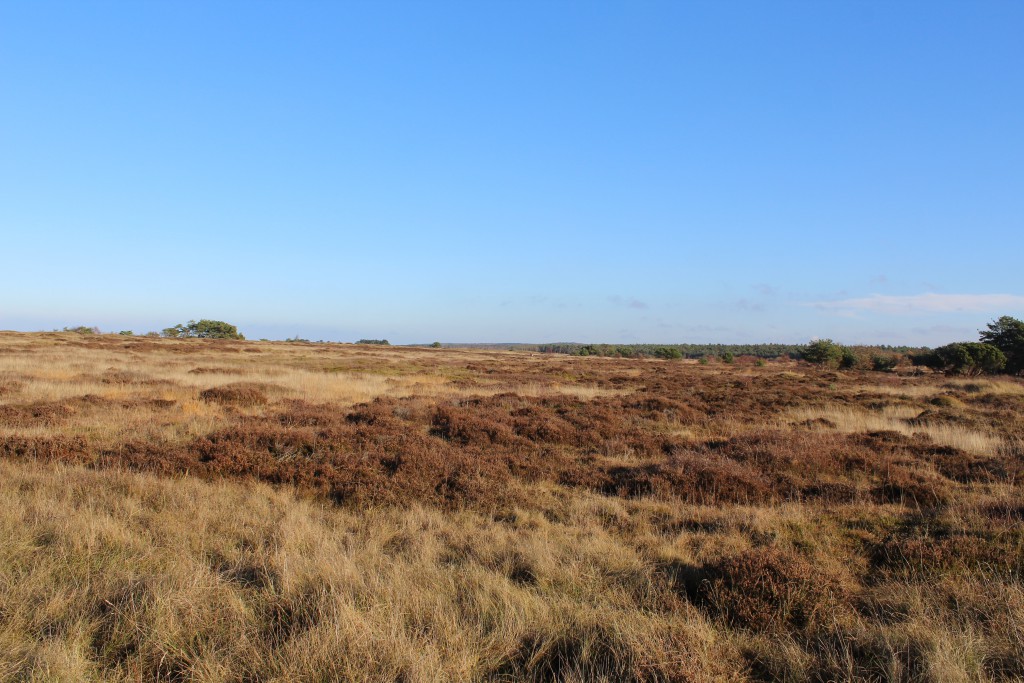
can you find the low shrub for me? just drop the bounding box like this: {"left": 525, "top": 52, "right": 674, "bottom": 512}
{"left": 699, "top": 548, "right": 847, "bottom": 631}
{"left": 199, "top": 383, "right": 269, "bottom": 407}
{"left": 871, "top": 355, "right": 899, "bottom": 372}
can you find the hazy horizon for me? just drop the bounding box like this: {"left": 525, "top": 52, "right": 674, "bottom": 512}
{"left": 3, "top": 2, "right": 1021, "bottom": 347}
{"left": 0, "top": 316, "right": 996, "bottom": 349}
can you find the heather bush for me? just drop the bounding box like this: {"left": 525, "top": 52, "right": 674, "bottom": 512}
{"left": 199, "top": 383, "right": 269, "bottom": 406}
{"left": 699, "top": 548, "right": 847, "bottom": 631}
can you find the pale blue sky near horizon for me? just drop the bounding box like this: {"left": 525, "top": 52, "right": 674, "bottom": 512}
{"left": 2, "top": 1, "right": 1022, "bottom": 345}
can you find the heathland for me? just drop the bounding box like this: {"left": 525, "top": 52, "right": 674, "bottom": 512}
{"left": 0, "top": 331, "right": 1022, "bottom": 681}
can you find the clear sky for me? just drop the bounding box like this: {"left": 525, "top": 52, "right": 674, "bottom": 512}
{"left": 2, "top": 1, "right": 1022, "bottom": 345}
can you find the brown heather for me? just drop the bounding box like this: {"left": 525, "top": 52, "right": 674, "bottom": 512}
{"left": 0, "top": 331, "right": 1022, "bottom": 681}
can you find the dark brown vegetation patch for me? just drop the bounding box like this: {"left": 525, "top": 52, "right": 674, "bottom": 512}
{"left": 98, "top": 368, "right": 159, "bottom": 385}
{"left": 0, "top": 375, "right": 25, "bottom": 396}
{"left": 931, "top": 448, "right": 1020, "bottom": 483}
{"left": 870, "top": 471, "right": 949, "bottom": 506}
{"left": 0, "top": 400, "right": 76, "bottom": 427}
{"left": 189, "top": 366, "right": 247, "bottom": 375}
{"left": 698, "top": 548, "right": 849, "bottom": 632}
{"left": 871, "top": 514, "right": 1024, "bottom": 580}
{"left": 982, "top": 500, "right": 1024, "bottom": 521}
{"left": 199, "top": 383, "right": 270, "bottom": 407}
{"left": 0, "top": 435, "right": 92, "bottom": 464}
{"left": 568, "top": 455, "right": 776, "bottom": 505}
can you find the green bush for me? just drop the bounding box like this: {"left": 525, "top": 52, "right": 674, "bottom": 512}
{"left": 431, "top": 341, "right": 442, "bottom": 348}
{"left": 118, "top": 330, "right": 134, "bottom": 336}
{"left": 162, "top": 320, "right": 244, "bottom": 340}
{"left": 871, "top": 355, "right": 899, "bottom": 372}
{"left": 801, "top": 339, "right": 845, "bottom": 368}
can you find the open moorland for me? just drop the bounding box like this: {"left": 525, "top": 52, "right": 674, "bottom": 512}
{"left": 1, "top": 331, "right": 1022, "bottom": 682}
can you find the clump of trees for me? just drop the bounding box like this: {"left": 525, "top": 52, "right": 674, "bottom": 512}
{"left": 799, "top": 317, "right": 1024, "bottom": 375}
{"left": 800, "top": 340, "right": 906, "bottom": 372}
{"left": 62, "top": 326, "right": 100, "bottom": 335}
{"left": 913, "top": 316, "right": 1023, "bottom": 376}
{"left": 162, "top": 320, "right": 244, "bottom": 340}
{"left": 979, "top": 315, "right": 1024, "bottom": 375}
{"left": 356, "top": 339, "right": 390, "bottom": 345}
{"left": 915, "top": 342, "right": 1005, "bottom": 376}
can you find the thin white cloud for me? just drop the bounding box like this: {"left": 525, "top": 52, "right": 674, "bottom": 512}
{"left": 809, "top": 293, "right": 1024, "bottom": 314}
{"left": 608, "top": 296, "right": 649, "bottom": 310}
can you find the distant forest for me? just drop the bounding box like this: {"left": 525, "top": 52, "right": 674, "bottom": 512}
{"left": 523, "top": 343, "right": 925, "bottom": 360}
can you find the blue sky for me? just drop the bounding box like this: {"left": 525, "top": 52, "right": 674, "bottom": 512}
{"left": 2, "top": 1, "right": 1022, "bottom": 345}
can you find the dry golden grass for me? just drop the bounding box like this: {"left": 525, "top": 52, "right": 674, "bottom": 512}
{"left": 785, "top": 405, "right": 1005, "bottom": 455}
{"left": 3, "top": 460, "right": 1021, "bottom": 682}
{"left": 860, "top": 377, "right": 1024, "bottom": 399}
{"left": 0, "top": 334, "right": 620, "bottom": 453}
{"left": 0, "top": 460, "right": 743, "bottom": 682}
{"left": 1, "top": 331, "right": 1023, "bottom": 681}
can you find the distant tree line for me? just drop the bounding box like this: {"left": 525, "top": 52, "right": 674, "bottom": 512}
{"left": 530, "top": 342, "right": 907, "bottom": 360}
{"left": 47, "top": 316, "right": 1024, "bottom": 375}
{"left": 532, "top": 344, "right": 802, "bottom": 360}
